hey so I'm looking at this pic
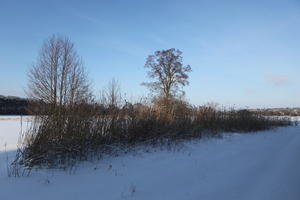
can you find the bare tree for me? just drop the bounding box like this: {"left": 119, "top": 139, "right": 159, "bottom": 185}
{"left": 100, "top": 78, "right": 122, "bottom": 108}
{"left": 27, "top": 34, "right": 91, "bottom": 107}
{"left": 142, "top": 48, "right": 192, "bottom": 101}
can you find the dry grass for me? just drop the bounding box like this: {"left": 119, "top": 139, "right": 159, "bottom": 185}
{"left": 12, "top": 100, "right": 292, "bottom": 169}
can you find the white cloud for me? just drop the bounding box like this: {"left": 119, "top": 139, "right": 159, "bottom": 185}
{"left": 265, "top": 73, "right": 289, "bottom": 86}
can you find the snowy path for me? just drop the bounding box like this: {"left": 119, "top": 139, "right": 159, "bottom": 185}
{"left": 0, "top": 116, "right": 299, "bottom": 200}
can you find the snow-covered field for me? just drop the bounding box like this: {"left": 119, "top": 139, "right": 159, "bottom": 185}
{"left": 0, "top": 116, "right": 299, "bottom": 200}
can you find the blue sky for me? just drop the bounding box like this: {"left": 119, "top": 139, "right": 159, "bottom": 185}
{"left": 0, "top": 0, "right": 299, "bottom": 108}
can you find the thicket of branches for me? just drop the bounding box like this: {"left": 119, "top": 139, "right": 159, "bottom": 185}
{"left": 14, "top": 100, "right": 291, "bottom": 169}
{"left": 27, "top": 34, "right": 91, "bottom": 107}
{"left": 11, "top": 35, "right": 293, "bottom": 171}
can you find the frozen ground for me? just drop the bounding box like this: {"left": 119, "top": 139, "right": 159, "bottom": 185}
{"left": 0, "top": 116, "right": 299, "bottom": 200}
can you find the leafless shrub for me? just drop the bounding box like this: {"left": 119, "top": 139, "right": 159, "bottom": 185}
{"left": 13, "top": 99, "right": 292, "bottom": 169}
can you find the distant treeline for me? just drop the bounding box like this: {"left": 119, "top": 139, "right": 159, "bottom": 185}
{"left": 0, "top": 95, "right": 31, "bottom": 115}
{"left": 251, "top": 108, "right": 300, "bottom": 116}
{"left": 1, "top": 94, "right": 299, "bottom": 117}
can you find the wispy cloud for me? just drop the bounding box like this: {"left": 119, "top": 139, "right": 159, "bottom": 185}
{"left": 265, "top": 73, "right": 289, "bottom": 86}
{"left": 244, "top": 88, "right": 256, "bottom": 95}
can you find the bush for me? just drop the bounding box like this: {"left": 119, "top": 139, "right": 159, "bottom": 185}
{"left": 14, "top": 101, "right": 292, "bottom": 169}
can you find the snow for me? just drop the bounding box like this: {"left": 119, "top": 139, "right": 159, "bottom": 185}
{"left": 0, "top": 116, "right": 299, "bottom": 200}
{"left": 0, "top": 116, "right": 32, "bottom": 150}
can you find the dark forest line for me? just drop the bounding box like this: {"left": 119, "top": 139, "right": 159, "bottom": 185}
{"left": 0, "top": 95, "right": 31, "bottom": 115}
{"left": 1, "top": 95, "right": 300, "bottom": 116}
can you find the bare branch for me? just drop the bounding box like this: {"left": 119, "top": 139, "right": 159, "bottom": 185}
{"left": 27, "top": 34, "right": 92, "bottom": 107}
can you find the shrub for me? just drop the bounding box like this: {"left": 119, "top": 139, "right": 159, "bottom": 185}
{"left": 13, "top": 101, "right": 292, "bottom": 169}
